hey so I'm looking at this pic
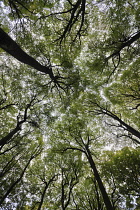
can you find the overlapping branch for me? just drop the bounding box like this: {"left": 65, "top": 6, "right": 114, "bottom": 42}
{"left": 57, "top": 0, "right": 86, "bottom": 43}
{"left": 105, "top": 31, "right": 140, "bottom": 78}
{"left": 106, "top": 31, "right": 140, "bottom": 60}
{"left": 0, "top": 96, "right": 38, "bottom": 147}
{"left": 89, "top": 101, "right": 140, "bottom": 143}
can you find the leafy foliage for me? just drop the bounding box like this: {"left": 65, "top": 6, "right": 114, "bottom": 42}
{"left": 101, "top": 147, "right": 140, "bottom": 209}
{"left": 0, "top": 0, "right": 140, "bottom": 209}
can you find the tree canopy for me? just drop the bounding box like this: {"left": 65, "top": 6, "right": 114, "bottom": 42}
{"left": 0, "top": 0, "right": 140, "bottom": 209}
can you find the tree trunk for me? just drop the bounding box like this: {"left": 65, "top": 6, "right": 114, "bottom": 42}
{"left": 0, "top": 126, "right": 20, "bottom": 146}
{"left": 37, "top": 175, "right": 56, "bottom": 210}
{"left": 119, "top": 119, "right": 140, "bottom": 140}
{"left": 0, "top": 28, "right": 54, "bottom": 80}
{"left": 37, "top": 183, "right": 48, "bottom": 210}
{"left": 85, "top": 147, "right": 114, "bottom": 210}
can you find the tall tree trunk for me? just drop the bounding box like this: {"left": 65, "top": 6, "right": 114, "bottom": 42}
{"left": 85, "top": 147, "right": 114, "bottom": 210}
{"left": 0, "top": 28, "right": 54, "bottom": 80}
{"left": 37, "top": 183, "right": 48, "bottom": 210}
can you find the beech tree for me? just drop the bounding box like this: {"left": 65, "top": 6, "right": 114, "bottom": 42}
{"left": 0, "top": 0, "right": 140, "bottom": 209}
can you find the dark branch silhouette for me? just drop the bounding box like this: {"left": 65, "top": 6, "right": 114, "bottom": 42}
{"left": 89, "top": 102, "right": 140, "bottom": 143}
{"left": 106, "top": 31, "right": 140, "bottom": 60}
{"left": 0, "top": 103, "right": 16, "bottom": 111}
{"left": 0, "top": 97, "right": 36, "bottom": 147}
{"left": 37, "top": 175, "right": 57, "bottom": 210}
{"left": 56, "top": 0, "right": 87, "bottom": 43}
{"left": 105, "top": 31, "right": 140, "bottom": 79}
{"left": 0, "top": 28, "right": 55, "bottom": 80}
{"left": 0, "top": 145, "right": 42, "bottom": 205}
{"left": 58, "top": 135, "right": 114, "bottom": 210}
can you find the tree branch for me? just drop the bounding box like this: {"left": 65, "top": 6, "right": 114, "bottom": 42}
{"left": 0, "top": 97, "right": 37, "bottom": 147}
{"left": 90, "top": 102, "right": 140, "bottom": 141}
{"left": 106, "top": 31, "right": 140, "bottom": 60}
{"left": 0, "top": 28, "right": 55, "bottom": 80}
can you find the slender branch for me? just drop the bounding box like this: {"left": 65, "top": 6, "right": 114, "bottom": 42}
{"left": 10, "top": 0, "right": 37, "bottom": 14}
{"left": 0, "top": 103, "right": 16, "bottom": 111}
{"left": 0, "top": 154, "right": 34, "bottom": 205}
{"left": 89, "top": 101, "right": 140, "bottom": 141}
{"left": 57, "top": 0, "right": 86, "bottom": 43}
{"left": 57, "top": 146, "right": 85, "bottom": 153}
{"left": 37, "top": 174, "right": 57, "bottom": 210}
{"left": 106, "top": 31, "right": 140, "bottom": 60}
{"left": 0, "top": 97, "right": 36, "bottom": 146}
